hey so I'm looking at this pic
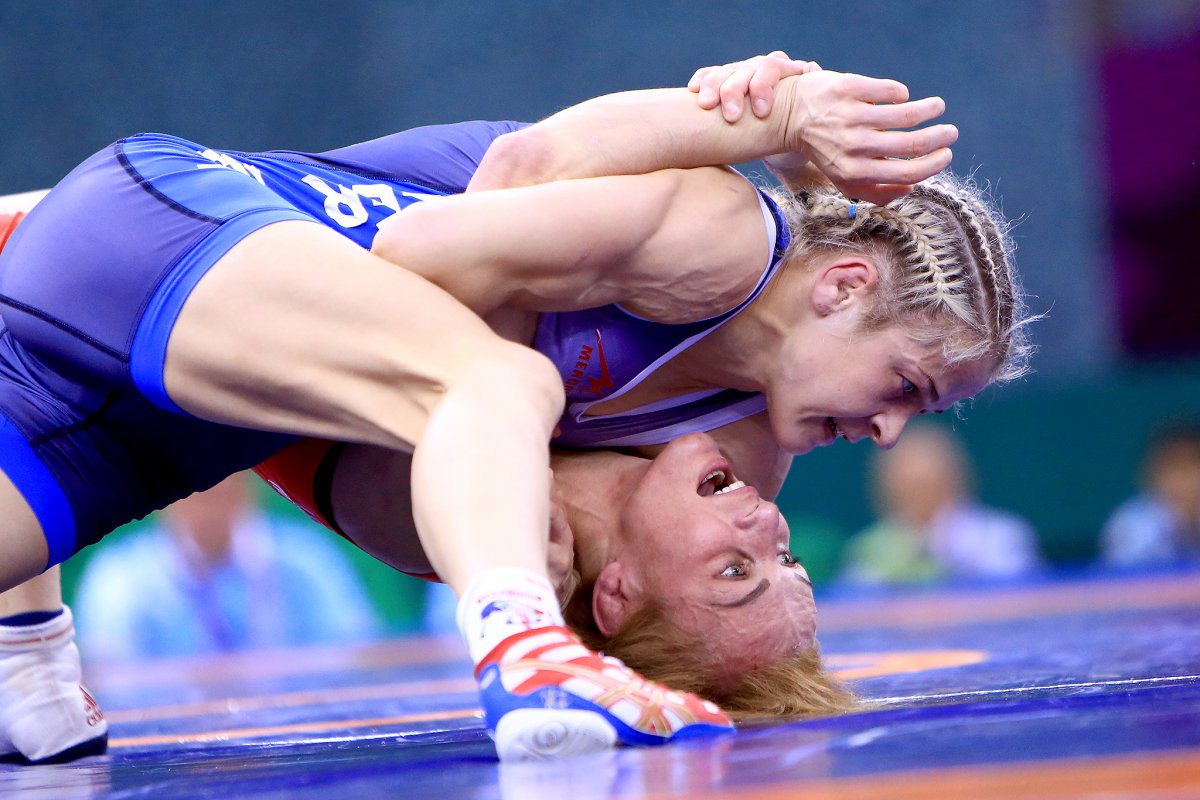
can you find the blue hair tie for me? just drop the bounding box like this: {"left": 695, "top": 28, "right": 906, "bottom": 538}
{"left": 848, "top": 202, "right": 857, "bottom": 219}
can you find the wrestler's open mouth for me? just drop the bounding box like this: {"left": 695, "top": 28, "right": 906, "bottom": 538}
{"left": 698, "top": 468, "right": 747, "bottom": 497}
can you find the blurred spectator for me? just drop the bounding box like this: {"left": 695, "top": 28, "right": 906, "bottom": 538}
{"left": 1101, "top": 423, "right": 1200, "bottom": 568}
{"left": 840, "top": 423, "right": 1044, "bottom": 587}
{"left": 421, "top": 582, "right": 460, "bottom": 635}
{"left": 75, "top": 472, "right": 381, "bottom": 661}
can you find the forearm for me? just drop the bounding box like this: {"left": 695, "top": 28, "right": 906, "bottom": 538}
{"left": 468, "top": 84, "right": 798, "bottom": 191}
{"left": 470, "top": 70, "right": 957, "bottom": 206}
{"left": 409, "top": 358, "right": 559, "bottom": 595}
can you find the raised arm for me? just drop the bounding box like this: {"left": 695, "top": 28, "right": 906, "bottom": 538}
{"left": 468, "top": 70, "right": 957, "bottom": 205}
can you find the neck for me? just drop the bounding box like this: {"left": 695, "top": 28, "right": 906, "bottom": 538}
{"left": 550, "top": 450, "right": 647, "bottom": 585}
{"left": 686, "top": 257, "right": 811, "bottom": 393}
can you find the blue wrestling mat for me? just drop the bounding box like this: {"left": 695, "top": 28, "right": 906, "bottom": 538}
{"left": 5, "top": 571, "right": 1200, "bottom": 799}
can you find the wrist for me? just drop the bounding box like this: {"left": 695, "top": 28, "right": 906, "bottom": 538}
{"left": 772, "top": 76, "right": 812, "bottom": 161}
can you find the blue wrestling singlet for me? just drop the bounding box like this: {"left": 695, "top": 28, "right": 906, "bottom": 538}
{"left": 0, "top": 121, "right": 523, "bottom": 564}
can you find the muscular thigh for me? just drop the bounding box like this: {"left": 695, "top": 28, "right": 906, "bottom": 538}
{"left": 0, "top": 458, "right": 49, "bottom": 587}
{"left": 0, "top": 329, "right": 292, "bottom": 566}
{"left": 0, "top": 134, "right": 312, "bottom": 388}
{"left": 0, "top": 136, "right": 305, "bottom": 564}
{"left": 164, "top": 219, "right": 513, "bottom": 450}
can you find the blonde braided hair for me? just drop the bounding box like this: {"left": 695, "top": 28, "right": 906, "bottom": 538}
{"left": 767, "top": 172, "right": 1034, "bottom": 383}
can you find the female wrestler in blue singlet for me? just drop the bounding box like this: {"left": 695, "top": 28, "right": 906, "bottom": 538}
{"left": 0, "top": 56, "right": 990, "bottom": 763}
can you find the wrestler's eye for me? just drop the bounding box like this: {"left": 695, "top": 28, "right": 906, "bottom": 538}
{"left": 779, "top": 551, "right": 798, "bottom": 567}
{"left": 721, "top": 563, "right": 746, "bottom": 577}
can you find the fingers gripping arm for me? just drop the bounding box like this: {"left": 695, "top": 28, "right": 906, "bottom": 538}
{"left": 689, "top": 50, "right": 821, "bottom": 122}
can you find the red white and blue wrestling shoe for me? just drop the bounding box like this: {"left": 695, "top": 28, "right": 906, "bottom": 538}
{"left": 476, "top": 625, "right": 733, "bottom": 760}
{"left": 0, "top": 607, "right": 108, "bottom": 764}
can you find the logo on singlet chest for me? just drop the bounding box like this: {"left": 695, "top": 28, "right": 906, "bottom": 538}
{"left": 563, "top": 329, "right": 614, "bottom": 397}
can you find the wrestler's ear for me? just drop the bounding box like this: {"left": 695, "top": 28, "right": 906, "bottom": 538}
{"left": 810, "top": 256, "right": 879, "bottom": 316}
{"left": 592, "top": 562, "right": 635, "bottom": 637}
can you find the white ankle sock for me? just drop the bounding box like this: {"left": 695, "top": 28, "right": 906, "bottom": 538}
{"left": 456, "top": 568, "right": 565, "bottom": 664}
{"left": 0, "top": 605, "right": 74, "bottom": 650}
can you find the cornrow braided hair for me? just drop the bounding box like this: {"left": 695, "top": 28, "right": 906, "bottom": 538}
{"left": 768, "top": 173, "right": 1035, "bottom": 384}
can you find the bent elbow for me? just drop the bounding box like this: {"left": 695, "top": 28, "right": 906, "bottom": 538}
{"left": 470, "top": 127, "right": 559, "bottom": 191}
{"left": 370, "top": 204, "right": 437, "bottom": 269}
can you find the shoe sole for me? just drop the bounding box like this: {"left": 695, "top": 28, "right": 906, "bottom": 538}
{"left": 493, "top": 708, "right": 617, "bottom": 760}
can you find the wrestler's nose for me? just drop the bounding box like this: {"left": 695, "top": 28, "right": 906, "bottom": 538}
{"left": 740, "top": 498, "right": 786, "bottom": 551}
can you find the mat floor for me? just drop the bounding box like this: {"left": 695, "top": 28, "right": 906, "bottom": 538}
{"left": 5, "top": 571, "right": 1200, "bottom": 799}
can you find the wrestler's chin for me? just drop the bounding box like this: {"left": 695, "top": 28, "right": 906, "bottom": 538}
{"left": 770, "top": 414, "right": 837, "bottom": 456}
{"left": 779, "top": 435, "right": 820, "bottom": 457}
{"left": 776, "top": 421, "right": 838, "bottom": 456}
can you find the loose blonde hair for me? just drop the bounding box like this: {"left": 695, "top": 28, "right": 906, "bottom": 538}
{"left": 562, "top": 581, "right": 857, "bottom": 721}
{"left": 767, "top": 171, "right": 1035, "bottom": 384}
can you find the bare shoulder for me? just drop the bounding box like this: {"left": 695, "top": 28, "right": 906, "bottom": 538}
{"left": 618, "top": 166, "right": 773, "bottom": 324}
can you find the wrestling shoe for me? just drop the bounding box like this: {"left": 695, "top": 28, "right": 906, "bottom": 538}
{"left": 476, "top": 625, "right": 733, "bottom": 760}
{"left": 0, "top": 607, "right": 108, "bottom": 764}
